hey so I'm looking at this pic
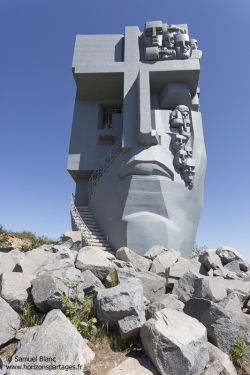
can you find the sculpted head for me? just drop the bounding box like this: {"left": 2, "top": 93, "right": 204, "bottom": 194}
{"left": 174, "top": 149, "right": 187, "bottom": 169}
{"left": 191, "top": 38, "right": 198, "bottom": 50}
{"left": 163, "top": 32, "right": 175, "bottom": 49}
{"left": 172, "top": 134, "right": 188, "bottom": 153}
{"left": 185, "top": 146, "right": 193, "bottom": 158}
{"left": 182, "top": 158, "right": 195, "bottom": 185}
{"left": 175, "top": 33, "right": 191, "bottom": 59}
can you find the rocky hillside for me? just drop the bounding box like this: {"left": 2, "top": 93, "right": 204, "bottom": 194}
{"left": 0, "top": 231, "right": 250, "bottom": 375}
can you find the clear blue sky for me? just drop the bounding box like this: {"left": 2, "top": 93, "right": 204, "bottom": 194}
{"left": 1, "top": 0, "right": 250, "bottom": 260}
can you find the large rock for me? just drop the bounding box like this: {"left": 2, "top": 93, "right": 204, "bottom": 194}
{"left": 223, "top": 279, "right": 250, "bottom": 306}
{"left": 216, "top": 246, "right": 249, "bottom": 271}
{"left": 207, "top": 342, "right": 237, "bottom": 375}
{"left": 218, "top": 292, "right": 242, "bottom": 314}
{"left": 18, "top": 245, "right": 74, "bottom": 275}
{"left": 146, "top": 294, "right": 184, "bottom": 320}
{"left": 199, "top": 250, "right": 224, "bottom": 271}
{"left": 143, "top": 245, "right": 168, "bottom": 261}
{"left": 184, "top": 298, "right": 240, "bottom": 352}
{"left": 229, "top": 310, "right": 250, "bottom": 347}
{"left": 141, "top": 308, "right": 209, "bottom": 375}
{"left": 188, "top": 257, "right": 209, "bottom": 275}
{"left": 116, "top": 247, "right": 152, "bottom": 272}
{"left": 0, "top": 252, "right": 18, "bottom": 273}
{"left": 203, "top": 360, "right": 230, "bottom": 375}
{"left": 31, "top": 267, "right": 85, "bottom": 313}
{"left": 172, "top": 271, "right": 227, "bottom": 303}
{"left": 82, "top": 269, "right": 105, "bottom": 295}
{"left": 55, "top": 231, "right": 82, "bottom": 251}
{"left": 6, "top": 309, "right": 95, "bottom": 375}
{"left": 0, "top": 272, "right": 33, "bottom": 311}
{"left": 96, "top": 278, "right": 145, "bottom": 339}
{"left": 134, "top": 271, "right": 166, "bottom": 301}
{"left": 0, "top": 297, "right": 20, "bottom": 346}
{"left": 150, "top": 248, "right": 181, "bottom": 277}
{"left": 112, "top": 259, "right": 135, "bottom": 273}
{"left": 75, "top": 246, "right": 112, "bottom": 281}
{"left": 166, "top": 257, "right": 208, "bottom": 287}
{"left": 107, "top": 357, "right": 159, "bottom": 375}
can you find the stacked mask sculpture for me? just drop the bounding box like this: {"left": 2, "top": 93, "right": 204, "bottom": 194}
{"left": 67, "top": 20, "right": 206, "bottom": 258}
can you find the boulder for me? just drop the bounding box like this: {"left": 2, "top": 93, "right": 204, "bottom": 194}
{"left": 203, "top": 360, "right": 230, "bottom": 375}
{"left": 184, "top": 298, "right": 240, "bottom": 352}
{"left": 0, "top": 272, "right": 33, "bottom": 311}
{"left": 166, "top": 257, "right": 206, "bottom": 287}
{"left": 112, "top": 259, "right": 135, "bottom": 273}
{"left": 146, "top": 294, "right": 184, "bottom": 320}
{"left": 229, "top": 310, "right": 250, "bottom": 347}
{"left": 6, "top": 309, "right": 95, "bottom": 375}
{"left": 216, "top": 246, "right": 249, "bottom": 271}
{"left": 0, "top": 252, "right": 18, "bottom": 273}
{"left": 172, "top": 271, "right": 227, "bottom": 303}
{"left": 188, "top": 257, "right": 209, "bottom": 275}
{"left": 35, "top": 250, "right": 75, "bottom": 277}
{"left": 199, "top": 250, "right": 224, "bottom": 271}
{"left": 82, "top": 270, "right": 105, "bottom": 295}
{"left": 223, "top": 279, "right": 250, "bottom": 306}
{"left": 224, "top": 261, "right": 241, "bottom": 273}
{"left": 31, "top": 267, "right": 85, "bottom": 313}
{"left": 116, "top": 247, "right": 151, "bottom": 272}
{"left": 218, "top": 292, "right": 242, "bottom": 314}
{"left": 0, "top": 297, "right": 20, "bottom": 346}
{"left": 19, "top": 245, "right": 74, "bottom": 275}
{"left": 150, "top": 249, "right": 181, "bottom": 277}
{"left": 55, "top": 231, "right": 82, "bottom": 252}
{"left": 92, "top": 248, "right": 116, "bottom": 261}
{"left": 96, "top": 278, "right": 145, "bottom": 339}
{"left": 75, "top": 246, "right": 112, "bottom": 281}
{"left": 107, "top": 356, "right": 160, "bottom": 375}
{"left": 141, "top": 308, "right": 209, "bottom": 375}
{"left": 207, "top": 342, "right": 237, "bottom": 375}
{"left": 134, "top": 271, "right": 166, "bottom": 301}
{"left": 143, "top": 245, "right": 168, "bottom": 261}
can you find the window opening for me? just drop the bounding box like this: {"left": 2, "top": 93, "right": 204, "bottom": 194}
{"left": 102, "top": 106, "right": 122, "bottom": 129}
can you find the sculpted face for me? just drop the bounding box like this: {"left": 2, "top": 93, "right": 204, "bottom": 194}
{"left": 174, "top": 149, "right": 187, "bottom": 169}
{"left": 185, "top": 146, "right": 193, "bottom": 158}
{"left": 182, "top": 158, "right": 195, "bottom": 185}
{"left": 172, "top": 134, "right": 188, "bottom": 153}
{"left": 163, "top": 33, "right": 175, "bottom": 49}
{"left": 175, "top": 34, "right": 191, "bottom": 59}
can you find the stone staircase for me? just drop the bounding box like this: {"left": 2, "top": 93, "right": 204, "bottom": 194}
{"left": 76, "top": 206, "right": 113, "bottom": 252}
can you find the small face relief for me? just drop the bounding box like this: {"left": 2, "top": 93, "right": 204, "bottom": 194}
{"left": 185, "top": 146, "right": 193, "bottom": 158}
{"left": 180, "top": 119, "right": 191, "bottom": 137}
{"left": 170, "top": 109, "right": 183, "bottom": 128}
{"left": 191, "top": 39, "right": 198, "bottom": 50}
{"left": 163, "top": 33, "right": 175, "bottom": 49}
{"left": 175, "top": 34, "right": 191, "bottom": 59}
{"left": 172, "top": 134, "right": 188, "bottom": 153}
{"left": 174, "top": 150, "right": 187, "bottom": 169}
{"left": 182, "top": 159, "right": 195, "bottom": 185}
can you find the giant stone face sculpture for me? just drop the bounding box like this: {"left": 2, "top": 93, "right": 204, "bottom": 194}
{"left": 67, "top": 20, "right": 206, "bottom": 258}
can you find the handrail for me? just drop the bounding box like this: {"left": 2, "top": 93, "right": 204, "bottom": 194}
{"left": 70, "top": 194, "right": 92, "bottom": 246}
{"left": 87, "top": 141, "right": 122, "bottom": 200}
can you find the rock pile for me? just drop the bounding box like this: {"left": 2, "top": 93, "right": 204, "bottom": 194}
{"left": 0, "top": 233, "right": 249, "bottom": 375}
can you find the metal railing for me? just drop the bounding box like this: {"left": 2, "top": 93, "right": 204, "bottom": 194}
{"left": 87, "top": 141, "right": 122, "bottom": 200}
{"left": 70, "top": 194, "right": 92, "bottom": 246}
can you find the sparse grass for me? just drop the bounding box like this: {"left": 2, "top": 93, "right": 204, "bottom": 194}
{"left": 230, "top": 338, "right": 250, "bottom": 362}
{"left": 19, "top": 303, "right": 46, "bottom": 328}
{"left": 108, "top": 268, "right": 119, "bottom": 287}
{"left": 61, "top": 286, "right": 139, "bottom": 351}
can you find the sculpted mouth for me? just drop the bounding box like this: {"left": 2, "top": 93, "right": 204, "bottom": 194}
{"left": 120, "top": 161, "right": 174, "bottom": 180}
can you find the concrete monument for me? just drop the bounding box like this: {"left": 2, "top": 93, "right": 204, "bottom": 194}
{"left": 67, "top": 20, "right": 206, "bottom": 258}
